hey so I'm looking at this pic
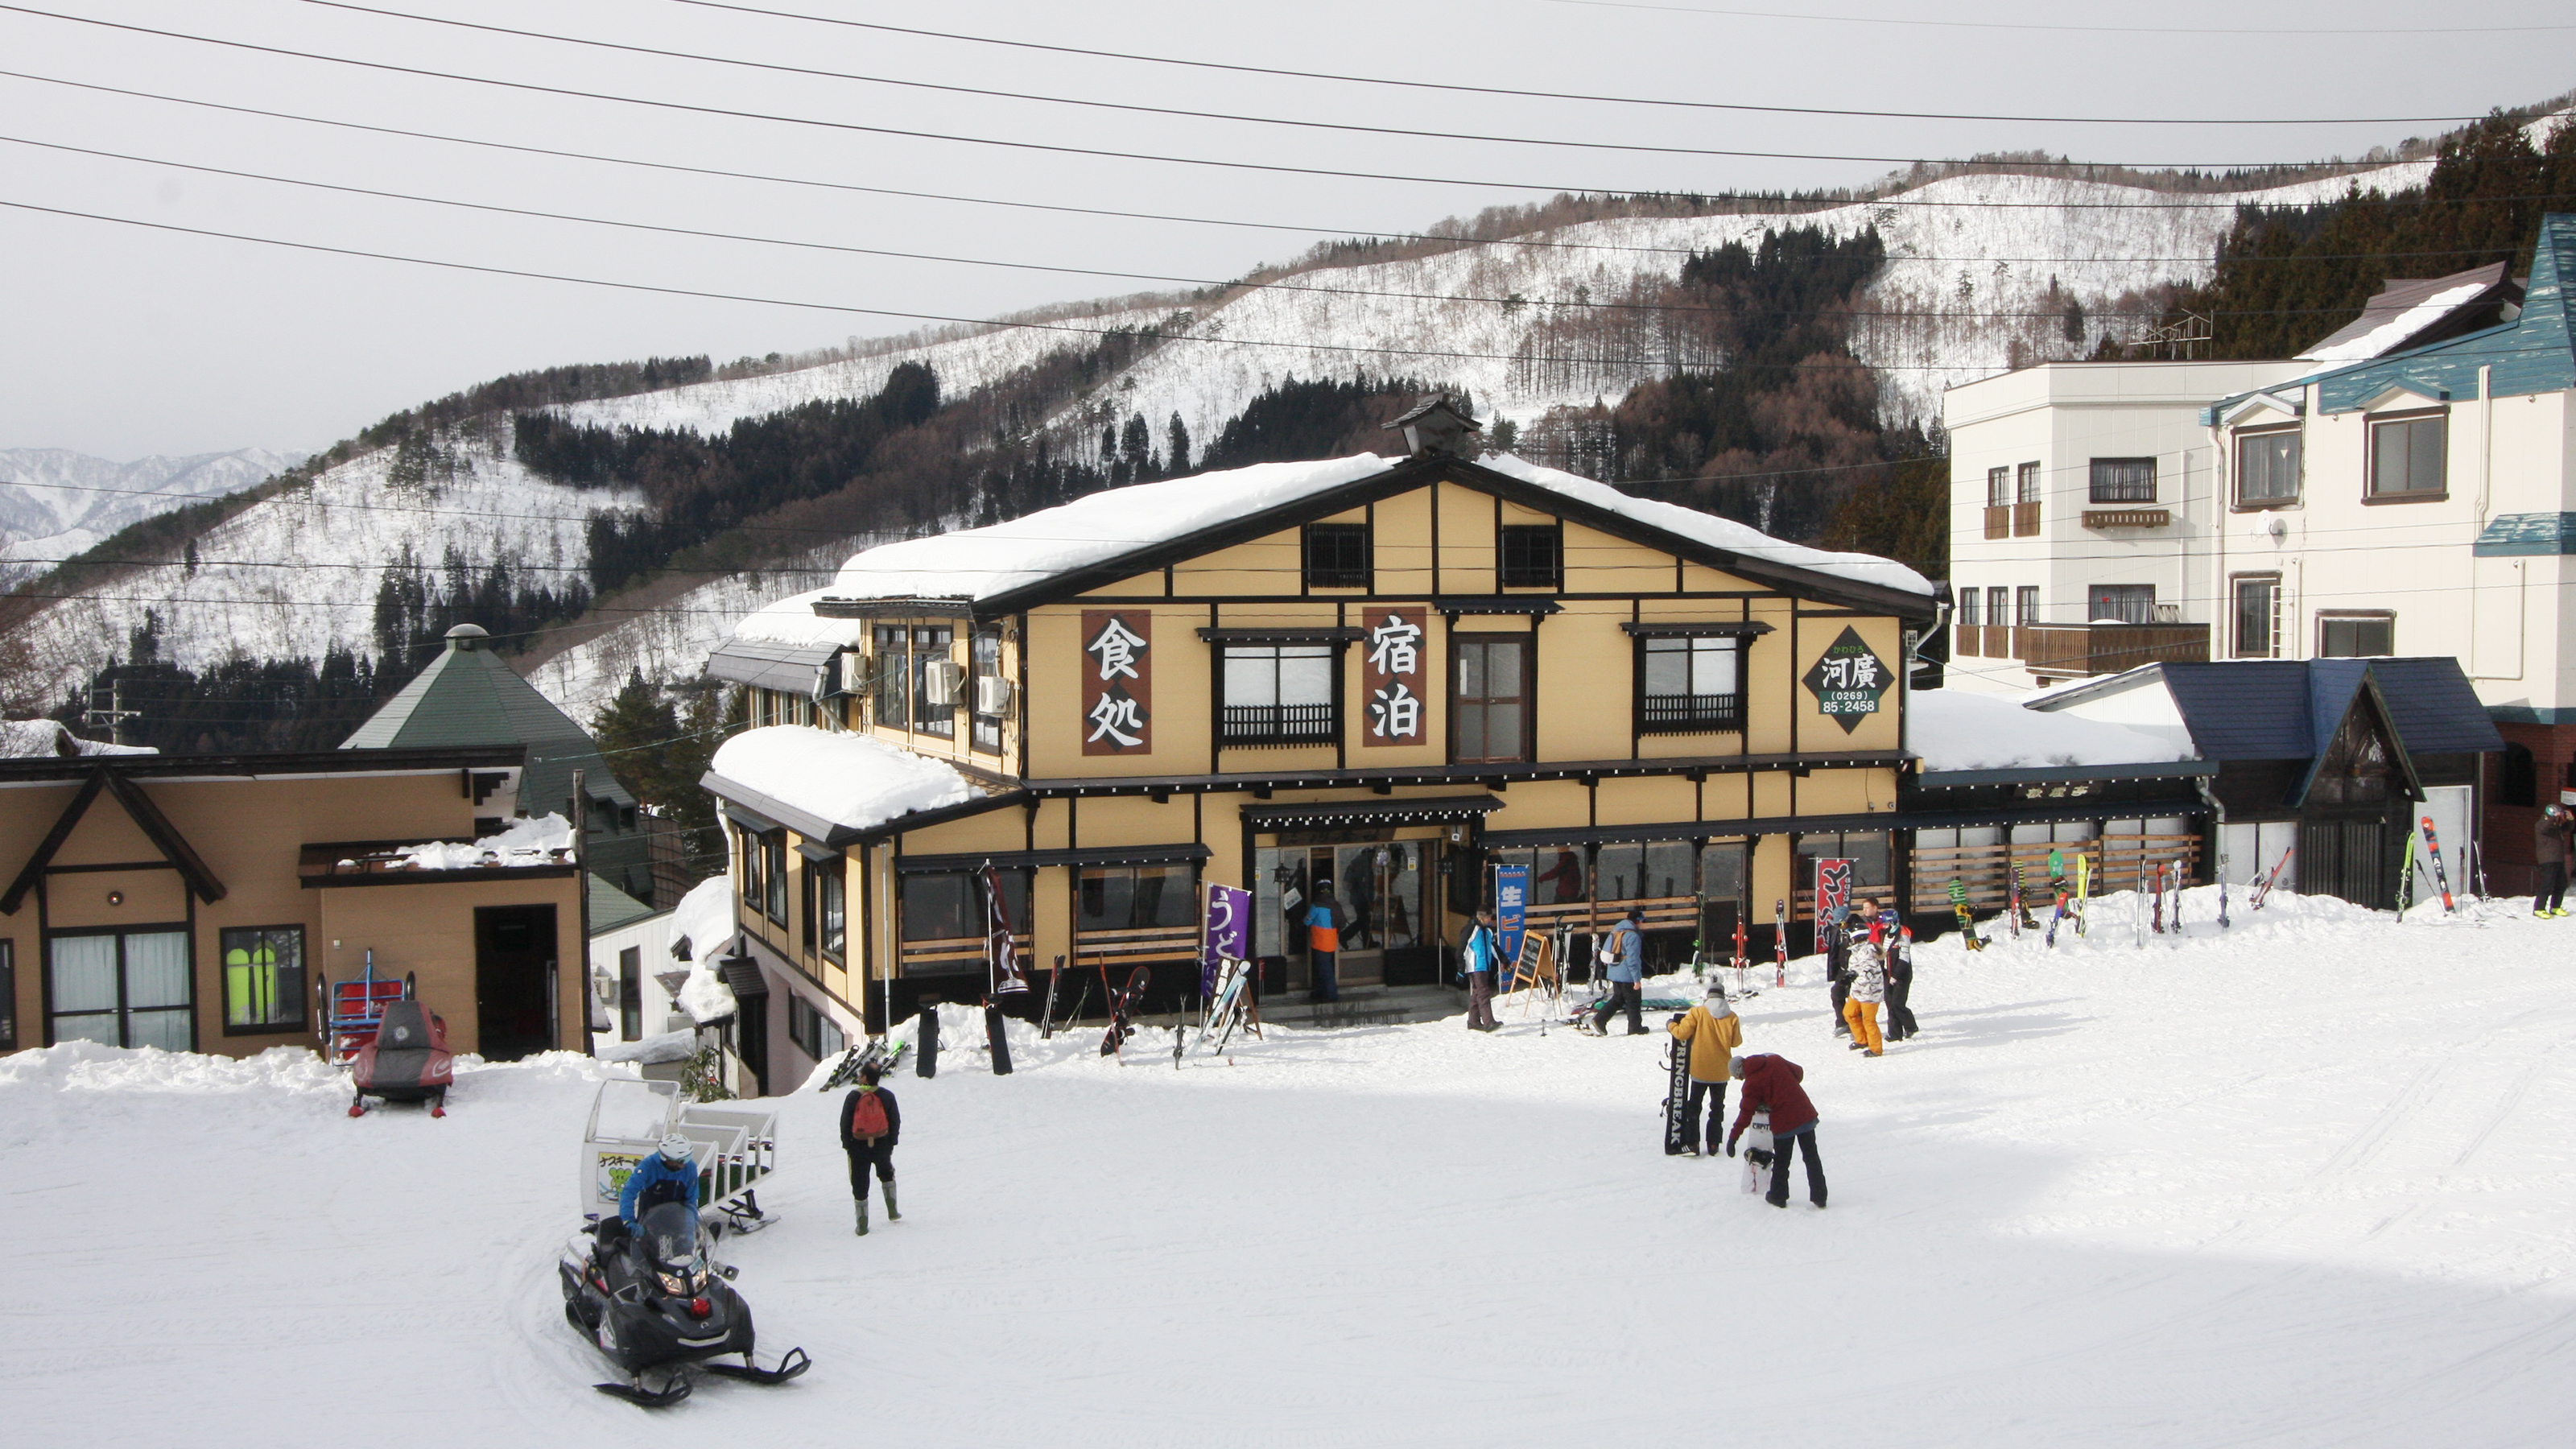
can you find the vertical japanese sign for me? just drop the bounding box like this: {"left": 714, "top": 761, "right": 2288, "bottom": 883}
{"left": 1800, "top": 625, "right": 1894, "bottom": 734}
{"left": 1203, "top": 881, "right": 1251, "bottom": 996}
{"left": 982, "top": 865, "right": 1029, "bottom": 995}
{"left": 1814, "top": 857, "right": 1855, "bottom": 926}
{"left": 1492, "top": 863, "right": 1530, "bottom": 965}
{"left": 1080, "top": 609, "right": 1152, "bottom": 755}
{"left": 1362, "top": 607, "right": 1427, "bottom": 748}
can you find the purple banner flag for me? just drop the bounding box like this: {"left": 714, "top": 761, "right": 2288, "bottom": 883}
{"left": 1203, "top": 881, "right": 1252, "bottom": 996}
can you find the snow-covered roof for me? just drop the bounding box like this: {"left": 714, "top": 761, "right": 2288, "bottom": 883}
{"left": 335, "top": 813, "right": 576, "bottom": 874}
{"left": 708, "top": 726, "right": 977, "bottom": 835}
{"left": 1908, "top": 688, "right": 2192, "bottom": 774}
{"left": 810, "top": 450, "right": 1930, "bottom": 609}
{"left": 729, "top": 589, "right": 874, "bottom": 649}
{"left": 2295, "top": 263, "right": 2516, "bottom": 364}
{"left": 0, "top": 719, "right": 155, "bottom": 758}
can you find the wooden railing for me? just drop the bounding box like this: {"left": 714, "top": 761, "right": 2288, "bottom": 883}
{"left": 1073, "top": 923, "right": 1201, "bottom": 965}
{"left": 900, "top": 932, "right": 1031, "bottom": 970}
{"left": 1909, "top": 836, "right": 2201, "bottom": 916}
{"left": 1983, "top": 505, "right": 2010, "bottom": 540}
{"left": 2014, "top": 622, "right": 2208, "bottom": 676}
{"left": 2012, "top": 501, "right": 2041, "bottom": 536}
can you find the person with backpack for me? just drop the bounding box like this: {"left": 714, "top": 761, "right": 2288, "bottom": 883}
{"left": 840, "top": 1062, "right": 902, "bottom": 1236}
{"left": 1587, "top": 906, "right": 1648, "bottom": 1036}
{"left": 1461, "top": 906, "right": 1503, "bottom": 1032}
{"left": 1727, "top": 1053, "right": 1825, "bottom": 1210}
{"left": 1666, "top": 982, "right": 1744, "bottom": 1156}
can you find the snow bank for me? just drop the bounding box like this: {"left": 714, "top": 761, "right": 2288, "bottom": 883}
{"left": 709, "top": 726, "right": 976, "bottom": 832}
{"left": 593, "top": 1030, "right": 695, "bottom": 1067}
{"left": 1909, "top": 688, "right": 2190, "bottom": 771}
{"left": 1480, "top": 452, "right": 1934, "bottom": 595}
{"left": 375, "top": 812, "right": 575, "bottom": 872}
{"left": 825, "top": 455, "right": 1394, "bottom": 601}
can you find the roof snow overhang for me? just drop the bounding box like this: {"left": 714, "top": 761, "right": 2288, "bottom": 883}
{"left": 700, "top": 769, "right": 1023, "bottom": 849}
{"left": 957, "top": 456, "right": 1938, "bottom": 622}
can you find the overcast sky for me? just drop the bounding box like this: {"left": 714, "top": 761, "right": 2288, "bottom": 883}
{"left": 1, "top": 0, "right": 2568, "bottom": 459}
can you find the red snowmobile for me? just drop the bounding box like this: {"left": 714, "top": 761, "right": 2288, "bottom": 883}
{"left": 349, "top": 996, "right": 454, "bottom": 1117}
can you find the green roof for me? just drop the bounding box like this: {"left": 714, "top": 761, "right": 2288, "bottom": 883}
{"left": 342, "top": 624, "right": 634, "bottom": 820}
{"left": 587, "top": 870, "right": 658, "bottom": 933}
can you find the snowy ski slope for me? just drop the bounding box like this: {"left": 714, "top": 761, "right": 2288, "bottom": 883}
{"left": 5, "top": 888, "right": 2569, "bottom": 1446}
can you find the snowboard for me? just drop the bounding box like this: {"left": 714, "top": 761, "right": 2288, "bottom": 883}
{"left": 1773, "top": 898, "right": 1787, "bottom": 987}
{"left": 1739, "top": 1115, "right": 1775, "bottom": 1195}
{"left": 2074, "top": 852, "right": 2091, "bottom": 937}
{"left": 1099, "top": 965, "right": 1152, "bottom": 1057}
{"left": 1947, "top": 877, "right": 1984, "bottom": 951}
{"left": 984, "top": 1001, "right": 1013, "bottom": 1076}
{"left": 917, "top": 1003, "right": 940, "bottom": 1078}
{"left": 1662, "top": 1027, "right": 1692, "bottom": 1156}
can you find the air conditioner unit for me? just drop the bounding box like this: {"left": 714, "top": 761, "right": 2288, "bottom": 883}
{"left": 922, "top": 659, "right": 964, "bottom": 706}
{"left": 976, "top": 675, "right": 1013, "bottom": 716}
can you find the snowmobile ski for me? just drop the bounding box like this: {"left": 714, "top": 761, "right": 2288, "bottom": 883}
{"left": 595, "top": 1372, "right": 692, "bottom": 1409}
{"left": 700, "top": 1347, "right": 813, "bottom": 1386}
{"left": 2421, "top": 817, "right": 2457, "bottom": 913}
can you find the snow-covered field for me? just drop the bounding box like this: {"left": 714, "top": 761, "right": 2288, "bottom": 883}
{"left": 6, "top": 888, "right": 2569, "bottom": 1446}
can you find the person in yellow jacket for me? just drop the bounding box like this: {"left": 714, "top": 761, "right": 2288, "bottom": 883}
{"left": 1666, "top": 983, "right": 1744, "bottom": 1158}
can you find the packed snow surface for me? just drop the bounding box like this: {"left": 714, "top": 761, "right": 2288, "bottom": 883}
{"left": 708, "top": 726, "right": 976, "bottom": 832}
{"left": 7, "top": 887, "right": 2571, "bottom": 1445}
{"left": 1909, "top": 687, "right": 2192, "bottom": 771}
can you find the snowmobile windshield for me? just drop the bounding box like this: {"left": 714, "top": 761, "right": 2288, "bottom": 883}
{"left": 636, "top": 1202, "right": 701, "bottom": 1270}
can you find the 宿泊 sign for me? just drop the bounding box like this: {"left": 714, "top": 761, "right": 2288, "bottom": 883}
{"left": 1362, "top": 608, "right": 1427, "bottom": 747}
{"left": 1802, "top": 625, "right": 1893, "bottom": 734}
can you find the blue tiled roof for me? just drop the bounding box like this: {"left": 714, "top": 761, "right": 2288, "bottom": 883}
{"left": 2155, "top": 658, "right": 2500, "bottom": 761}
{"left": 2203, "top": 212, "right": 2576, "bottom": 420}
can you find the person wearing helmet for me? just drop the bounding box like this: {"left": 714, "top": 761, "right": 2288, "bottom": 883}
{"left": 618, "top": 1133, "right": 702, "bottom": 1224}
{"left": 2534, "top": 804, "right": 2570, "bottom": 918}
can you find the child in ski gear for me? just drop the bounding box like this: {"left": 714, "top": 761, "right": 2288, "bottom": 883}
{"left": 1666, "top": 984, "right": 1744, "bottom": 1155}
{"left": 1882, "top": 925, "right": 1918, "bottom": 1042}
{"left": 840, "top": 1064, "right": 903, "bottom": 1236}
{"left": 619, "top": 1133, "right": 700, "bottom": 1223}
{"left": 1590, "top": 907, "right": 1648, "bottom": 1035}
{"left": 2534, "top": 806, "right": 2570, "bottom": 917}
{"left": 1842, "top": 935, "right": 1886, "bottom": 1056}
{"left": 1727, "top": 1054, "right": 1825, "bottom": 1209}
{"left": 1306, "top": 884, "right": 1344, "bottom": 1004}
{"left": 1462, "top": 908, "right": 1502, "bottom": 1031}
{"left": 1737, "top": 1108, "right": 1774, "bottom": 1195}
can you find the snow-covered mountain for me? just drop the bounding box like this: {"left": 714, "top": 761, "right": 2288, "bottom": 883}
{"left": 0, "top": 447, "right": 302, "bottom": 582}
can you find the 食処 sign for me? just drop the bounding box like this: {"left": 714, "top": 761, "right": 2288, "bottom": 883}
{"left": 1080, "top": 609, "right": 1152, "bottom": 754}
{"left": 1801, "top": 625, "right": 1893, "bottom": 734}
{"left": 1363, "top": 608, "right": 1427, "bottom": 747}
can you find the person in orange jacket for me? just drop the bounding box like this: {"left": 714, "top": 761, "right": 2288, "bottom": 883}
{"left": 1666, "top": 982, "right": 1744, "bottom": 1156}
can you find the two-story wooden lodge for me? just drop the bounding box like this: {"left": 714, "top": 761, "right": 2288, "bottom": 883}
{"left": 699, "top": 411, "right": 1938, "bottom": 1071}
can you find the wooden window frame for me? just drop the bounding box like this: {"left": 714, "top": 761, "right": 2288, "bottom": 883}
{"left": 218, "top": 923, "right": 308, "bottom": 1037}
{"left": 1498, "top": 523, "right": 1563, "bottom": 590}
{"left": 1449, "top": 631, "right": 1535, "bottom": 765}
{"left": 1215, "top": 643, "right": 1340, "bottom": 747}
{"left": 1633, "top": 635, "right": 1747, "bottom": 736}
{"left": 1301, "top": 522, "right": 1372, "bottom": 590}
{"left": 2230, "top": 572, "right": 2281, "bottom": 659}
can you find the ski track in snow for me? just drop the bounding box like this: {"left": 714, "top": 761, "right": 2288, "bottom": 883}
{"left": 6, "top": 886, "right": 2573, "bottom": 1447}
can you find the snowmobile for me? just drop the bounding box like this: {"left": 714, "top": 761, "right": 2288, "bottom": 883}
{"left": 558, "top": 1201, "right": 811, "bottom": 1406}
{"left": 348, "top": 997, "right": 452, "bottom": 1117}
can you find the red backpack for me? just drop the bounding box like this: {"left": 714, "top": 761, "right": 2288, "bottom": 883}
{"left": 847, "top": 1089, "right": 889, "bottom": 1141}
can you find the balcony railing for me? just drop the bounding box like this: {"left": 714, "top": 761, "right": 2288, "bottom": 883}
{"left": 2012, "top": 501, "right": 2042, "bottom": 536}
{"left": 1638, "top": 692, "right": 1745, "bottom": 734}
{"left": 2013, "top": 622, "right": 2208, "bottom": 676}
{"left": 1220, "top": 702, "right": 1335, "bottom": 746}
{"left": 1983, "top": 505, "right": 2009, "bottom": 540}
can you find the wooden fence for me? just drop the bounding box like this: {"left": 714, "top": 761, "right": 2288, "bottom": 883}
{"left": 1909, "top": 835, "right": 2201, "bottom": 917}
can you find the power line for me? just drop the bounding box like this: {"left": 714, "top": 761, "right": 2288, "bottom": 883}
{"left": 1544, "top": 0, "right": 2576, "bottom": 36}
{"left": 663, "top": 0, "right": 2504, "bottom": 126}
{"left": 279, "top": 0, "right": 2413, "bottom": 172}
{"left": 0, "top": 69, "right": 2524, "bottom": 262}
{"left": 6, "top": 133, "right": 2509, "bottom": 326}
{"left": 0, "top": 5, "right": 2496, "bottom": 194}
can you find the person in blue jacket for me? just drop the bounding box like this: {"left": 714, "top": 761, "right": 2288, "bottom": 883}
{"left": 1588, "top": 906, "right": 1648, "bottom": 1035}
{"left": 620, "top": 1133, "right": 700, "bottom": 1223}
{"left": 1461, "top": 906, "right": 1503, "bottom": 1032}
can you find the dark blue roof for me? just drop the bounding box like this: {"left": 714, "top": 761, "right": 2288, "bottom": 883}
{"left": 2156, "top": 658, "right": 2500, "bottom": 761}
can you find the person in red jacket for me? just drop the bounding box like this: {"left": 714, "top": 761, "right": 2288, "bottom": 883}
{"left": 1726, "top": 1053, "right": 1826, "bottom": 1209}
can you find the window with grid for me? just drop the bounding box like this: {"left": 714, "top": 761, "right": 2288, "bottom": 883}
{"left": 1451, "top": 636, "right": 1530, "bottom": 763}
{"left": 221, "top": 926, "right": 305, "bottom": 1034}
{"left": 2015, "top": 587, "right": 2041, "bottom": 626}
{"left": 2369, "top": 415, "right": 2446, "bottom": 496}
{"left": 2318, "top": 614, "right": 2394, "bottom": 658}
{"left": 1220, "top": 645, "right": 1336, "bottom": 745}
{"left": 2231, "top": 576, "right": 2278, "bottom": 658}
{"left": 1499, "top": 524, "right": 1562, "bottom": 588}
{"left": 2017, "top": 461, "right": 2042, "bottom": 503}
{"left": 910, "top": 625, "right": 956, "bottom": 737}
{"left": 1987, "top": 587, "right": 2010, "bottom": 629}
{"left": 1986, "top": 467, "right": 2010, "bottom": 507}
{"left": 2086, "top": 584, "right": 2155, "bottom": 625}
{"left": 1958, "top": 589, "right": 1982, "bottom": 627}
{"left": 1302, "top": 522, "right": 1370, "bottom": 588}
{"left": 872, "top": 625, "right": 908, "bottom": 727}
{"left": 2088, "top": 457, "right": 2156, "bottom": 503}
{"left": 786, "top": 993, "right": 844, "bottom": 1061}
{"left": 970, "top": 627, "right": 1005, "bottom": 752}
{"left": 1079, "top": 865, "right": 1198, "bottom": 931}
{"left": 2236, "top": 430, "right": 2301, "bottom": 506}
{"left": 1637, "top": 635, "right": 1744, "bottom": 734}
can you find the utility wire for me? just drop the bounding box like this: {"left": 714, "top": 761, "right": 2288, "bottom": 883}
{"left": 663, "top": 0, "right": 2507, "bottom": 126}
{"left": 1544, "top": 0, "right": 2576, "bottom": 35}
{"left": 0, "top": 70, "right": 2520, "bottom": 260}
{"left": 6, "top": 133, "right": 2518, "bottom": 325}
{"left": 282, "top": 0, "right": 2410, "bottom": 171}
{"left": 0, "top": 5, "right": 2499, "bottom": 194}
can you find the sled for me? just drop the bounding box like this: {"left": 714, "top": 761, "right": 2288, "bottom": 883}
{"left": 580, "top": 1079, "right": 781, "bottom": 1235}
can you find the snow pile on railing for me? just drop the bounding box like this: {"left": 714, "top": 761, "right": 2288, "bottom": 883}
{"left": 367, "top": 813, "right": 576, "bottom": 872}
{"left": 1909, "top": 689, "right": 2190, "bottom": 772}
{"left": 710, "top": 727, "right": 976, "bottom": 833}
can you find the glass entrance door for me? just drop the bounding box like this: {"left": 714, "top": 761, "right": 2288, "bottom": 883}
{"left": 48, "top": 930, "right": 192, "bottom": 1051}
{"left": 1329, "top": 843, "right": 1426, "bottom": 987}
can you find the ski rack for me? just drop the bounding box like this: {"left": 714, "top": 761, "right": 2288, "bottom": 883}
{"left": 580, "top": 1079, "right": 779, "bottom": 1232}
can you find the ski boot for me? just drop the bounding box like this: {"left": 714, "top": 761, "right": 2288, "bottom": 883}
{"left": 854, "top": 1199, "right": 869, "bottom": 1237}
{"left": 884, "top": 1182, "right": 902, "bottom": 1223}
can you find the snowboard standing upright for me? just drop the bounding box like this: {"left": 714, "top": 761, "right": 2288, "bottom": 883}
{"left": 2006, "top": 858, "right": 2024, "bottom": 940}
{"left": 1773, "top": 898, "right": 1787, "bottom": 986}
{"left": 2075, "top": 852, "right": 2091, "bottom": 937}
{"left": 984, "top": 1001, "right": 1013, "bottom": 1075}
{"left": 1662, "top": 1024, "right": 1692, "bottom": 1155}
{"left": 1948, "top": 877, "right": 1984, "bottom": 951}
{"left": 1099, "top": 966, "right": 1152, "bottom": 1057}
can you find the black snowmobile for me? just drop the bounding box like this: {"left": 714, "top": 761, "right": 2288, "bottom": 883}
{"left": 557, "top": 1202, "right": 811, "bottom": 1406}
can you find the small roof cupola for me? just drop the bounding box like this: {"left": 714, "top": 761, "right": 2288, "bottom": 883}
{"left": 444, "top": 622, "right": 489, "bottom": 651}
{"left": 1383, "top": 394, "right": 1484, "bottom": 458}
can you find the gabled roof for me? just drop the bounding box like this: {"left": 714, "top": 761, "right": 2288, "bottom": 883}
{"left": 2295, "top": 262, "right": 2520, "bottom": 364}
{"left": 1, "top": 766, "right": 228, "bottom": 913}
{"left": 588, "top": 871, "right": 657, "bottom": 932}
{"left": 2203, "top": 213, "right": 2576, "bottom": 422}
{"left": 2287, "top": 663, "right": 2421, "bottom": 807}
{"left": 803, "top": 451, "right": 1935, "bottom": 622}
{"left": 2046, "top": 658, "right": 2501, "bottom": 764}
{"left": 343, "top": 625, "right": 633, "bottom": 817}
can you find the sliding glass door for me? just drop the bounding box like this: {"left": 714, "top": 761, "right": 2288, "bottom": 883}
{"left": 48, "top": 930, "right": 193, "bottom": 1051}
